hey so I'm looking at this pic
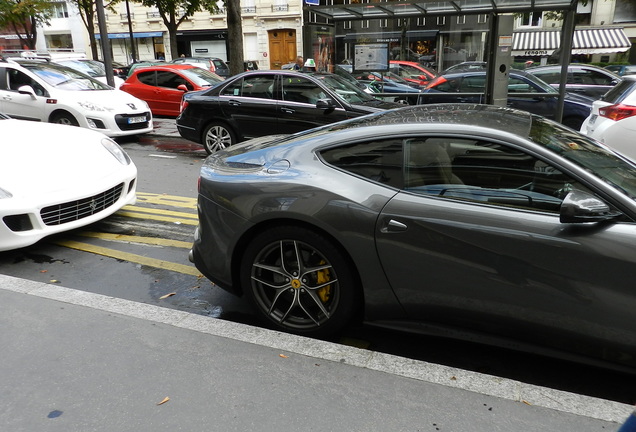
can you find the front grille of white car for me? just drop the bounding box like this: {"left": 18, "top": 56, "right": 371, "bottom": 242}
{"left": 40, "top": 183, "right": 124, "bottom": 226}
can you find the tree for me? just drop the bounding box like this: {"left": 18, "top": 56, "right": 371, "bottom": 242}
{"left": 133, "top": 0, "right": 220, "bottom": 60}
{"left": 0, "top": 0, "right": 54, "bottom": 50}
{"left": 225, "top": 0, "right": 244, "bottom": 76}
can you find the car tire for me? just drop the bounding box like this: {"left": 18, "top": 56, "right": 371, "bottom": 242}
{"left": 241, "top": 225, "right": 358, "bottom": 337}
{"left": 202, "top": 122, "right": 236, "bottom": 155}
{"left": 50, "top": 112, "right": 80, "bottom": 127}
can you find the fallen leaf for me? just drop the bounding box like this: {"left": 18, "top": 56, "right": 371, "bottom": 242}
{"left": 50, "top": 279, "right": 59, "bottom": 283}
{"left": 450, "top": 376, "right": 457, "bottom": 380}
{"left": 40, "top": 270, "right": 48, "bottom": 273}
{"left": 157, "top": 397, "right": 170, "bottom": 405}
{"left": 279, "top": 354, "right": 288, "bottom": 359}
{"left": 522, "top": 400, "right": 532, "bottom": 406}
{"left": 159, "top": 292, "right": 176, "bottom": 299}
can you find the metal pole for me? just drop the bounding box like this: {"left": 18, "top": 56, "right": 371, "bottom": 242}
{"left": 95, "top": 0, "right": 115, "bottom": 87}
{"left": 125, "top": 0, "right": 137, "bottom": 63}
{"left": 555, "top": 9, "right": 576, "bottom": 124}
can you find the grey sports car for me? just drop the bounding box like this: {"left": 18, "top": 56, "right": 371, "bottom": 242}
{"left": 190, "top": 104, "right": 636, "bottom": 369}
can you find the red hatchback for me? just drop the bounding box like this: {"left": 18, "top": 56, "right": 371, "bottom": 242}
{"left": 120, "top": 64, "right": 223, "bottom": 117}
{"left": 389, "top": 60, "right": 438, "bottom": 87}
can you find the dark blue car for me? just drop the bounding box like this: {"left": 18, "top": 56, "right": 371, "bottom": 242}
{"left": 422, "top": 69, "right": 594, "bottom": 130}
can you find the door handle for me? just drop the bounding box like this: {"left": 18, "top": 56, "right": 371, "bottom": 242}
{"left": 2, "top": 95, "right": 12, "bottom": 101}
{"left": 381, "top": 219, "right": 408, "bottom": 233}
{"left": 228, "top": 100, "right": 241, "bottom": 106}
{"left": 281, "top": 107, "right": 294, "bottom": 114}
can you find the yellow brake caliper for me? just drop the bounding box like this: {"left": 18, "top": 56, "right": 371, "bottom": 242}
{"left": 316, "top": 260, "right": 331, "bottom": 303}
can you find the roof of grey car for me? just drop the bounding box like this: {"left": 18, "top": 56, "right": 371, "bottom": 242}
{"left": 326, "top": 104, "right": 533, "bottom": 137}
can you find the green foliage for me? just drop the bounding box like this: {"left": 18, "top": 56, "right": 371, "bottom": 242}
{"left": 0, "top": 0, "right": 54, "bottom": 27}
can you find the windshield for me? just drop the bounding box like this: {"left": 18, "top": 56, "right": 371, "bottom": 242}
{"left": 522, "top": 71, "right": 558, "bottom": 93}
{"left": 529, "top": 116, "right": 636, "bottom": 198}
{"left": 181, "top": 68, "right": 224, "bottom": 87}
{"left": 26, "top": 63, "right": 110, "bottom": 90}
{"left": 311, "top": 74, "right": 377, "bottom": 104}
{"left": 58, "top": 60, "right": 105, "bottom": 78}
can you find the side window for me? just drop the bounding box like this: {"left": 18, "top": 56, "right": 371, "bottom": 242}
{"left": 459, "top": 76, "right": 485, "bottom": 92}
{"left": 433, "top": 77, "right": 461, "bottom": 92}
{"left": 220, "top": 75, "right": 274, "bottom": 99}
{"left": 282, "top": 76, "right": 327, "bottom": 104}
{"left": 137, "top": 71, "right": 155, "bottom": 86}
{"left": 533, "top": 71, "right": 560, "bottom": 84}
{"left": 320, "top": 138, "right": 404, "bottom": 189}
{"left": 508, "top": 76, "right": 537, "bottom": 93}
{"left": 404, "top": 137, "right": 588, "bottom": 212}
{"left": 7, "top": 69, "right": 46, "bottom": 96}
{"left": 586, "top": 70, "right": 614, "bottom": 86}
{"left": 156, "top": 71, "right": 188, "bottom": 89}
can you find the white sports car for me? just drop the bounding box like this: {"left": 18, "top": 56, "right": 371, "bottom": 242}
{"left": 0, "top": 114, "right": 137, "bottom": 251}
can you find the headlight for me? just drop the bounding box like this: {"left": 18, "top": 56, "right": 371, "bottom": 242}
{"left": 78, "top": 101, "right": 111, "bottom": 111}
{"left": 101, "top": 138, "right": 131, "bottom": 165}
{"left": 0, "top": 187, "right": 13, "bottom": 199}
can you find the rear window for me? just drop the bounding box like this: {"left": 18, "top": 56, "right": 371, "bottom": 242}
{"left": 600, "top": 78, "right": 636, "bottom": 103}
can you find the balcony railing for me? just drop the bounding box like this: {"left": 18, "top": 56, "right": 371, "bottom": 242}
{"left": 146, "top": 11, "right": 161, "bottom": 19}
{"left": 271, "top": 4, "right": 289, "bottom": 12}
{"left": 120, "top": 13, "right": 134, "bottom": 20}
{"left": 242, "top": 6, "right": 256, "bottom": 13}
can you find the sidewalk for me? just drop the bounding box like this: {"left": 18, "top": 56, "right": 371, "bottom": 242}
{"left": 0, "top": 274, "right": 631, "bottom": 431}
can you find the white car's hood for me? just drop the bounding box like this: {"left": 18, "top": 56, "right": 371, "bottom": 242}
{"left": 51, "top": 88, "right": 149, "bottom": 113}
{"left": 0, "top": 119, "right": 131, "bottom": 199}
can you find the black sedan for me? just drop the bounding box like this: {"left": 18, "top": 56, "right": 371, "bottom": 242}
{"left": 190, "top": 104, "right": 636, "bottom": 370}
{"left": 422, "top": 69, "right": 594, "bottom": 130}
{"left": 176, "top": 70, "right": 400, "bottom": 154}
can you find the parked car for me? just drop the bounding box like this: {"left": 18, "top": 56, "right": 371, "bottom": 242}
{"left": 190, "top": 103, "right": 636, "bottom": 369}
{"left": 120, "top": 64, "right": 224, "bottom": 117}
{"left": 355, "top": 71, "right": 423, "bottom": 105}
{"left": 170, "top": 57, "right": 229, "bottom": 78}
{"left": 604, "top": 64, "right": 636, "bottom": 77}
{"left": 389, "top": 60, "right": 438, "bottom": 86}
{"left": 422, "top": 69, "right": 594, "bottom": 129}
{"left": 0, "top": 112, "right": 137, "bottom": 251}
{"left": 176, "top": 70, "right": 401, "bottom": 154}
{"left": 441, "top": 61, "right": 487, "bottom": 74}
{"left": 56, "top": 59, "right": 125, "bottom": 88}
{"left": 580, "top": 75, "right": 636, "bottom": 161}
{"left": 525, "top": 64, "right": 622, "bottom": 100}
{"left": 0, "top": 58, "right": 152, "bottom": 137}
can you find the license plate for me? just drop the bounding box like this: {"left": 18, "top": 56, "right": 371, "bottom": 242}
{"left": 128, "top": 116, "right": 146, "bottom": 124}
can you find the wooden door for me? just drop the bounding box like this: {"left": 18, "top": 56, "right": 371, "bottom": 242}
{"left": 268, "top": 29, "right": 297, "bottom": 69}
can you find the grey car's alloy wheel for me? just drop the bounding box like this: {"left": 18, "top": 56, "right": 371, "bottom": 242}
{"left": 241, "top": 226, "right": 357, "bottom": 336}
{"left": 203, "top": 122, "right": 235, "bottom": 154}
{"left": 51, "top": 112, "right": 79, "bottom": 127}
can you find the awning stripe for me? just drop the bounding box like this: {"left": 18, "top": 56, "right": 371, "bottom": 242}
{"left": 512, "top": 28, "right": 631, "bottom": 54}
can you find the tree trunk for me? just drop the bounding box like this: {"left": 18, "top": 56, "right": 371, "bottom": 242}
{"left": 168, "top": 22, "right": 179, "bottom": 60}
{"left": 226, "top": 0, "right": 244, "bottom": 75}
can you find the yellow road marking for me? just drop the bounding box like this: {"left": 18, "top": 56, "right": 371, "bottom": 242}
{"left": 121, "top": 205, "right": 198, "bottom": 220}
{"left": 55, "top": 240, "right": 202, "bottom": 277}
{"left": 116, "top": 210, "right": 199, "bottom": 226}
{"left": 136, "top": 192, "right": 197, "bottom": 209}
{"left": 77, "top": 232, "right": 193, "bottom": 249}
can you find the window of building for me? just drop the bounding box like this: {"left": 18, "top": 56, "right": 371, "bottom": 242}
{"left": 517, "top": 12, "right": 542, "bottom": 27}
{"left": 45, "top": 33, "right": 73, "bottom": 50}
{"left": 51, "top": 1, "right": 69, "bottom": 18}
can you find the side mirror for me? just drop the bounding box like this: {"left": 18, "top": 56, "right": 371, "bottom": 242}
{"left": 17, "top": 85, "right": 36, "bottom": 98}
{"left": 560, "top": 190, "right": 621, "bottom": 223}
{"left": 177, "top": 84, "right": 189, "bottom": 92}
{"left": 316, "top": 98, "right": 336, "bottom": 111}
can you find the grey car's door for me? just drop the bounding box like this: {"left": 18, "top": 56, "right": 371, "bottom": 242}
{"left": 374, "top": 136, "right": 636, "bottom": 356}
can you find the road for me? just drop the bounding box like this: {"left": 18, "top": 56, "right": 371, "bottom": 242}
{"left": 1, "top": 134, "right": 634, "bottom": 407}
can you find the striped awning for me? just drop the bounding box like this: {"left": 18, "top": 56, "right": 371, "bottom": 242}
{"left": 512, "top": 27, "right": 632, "bottom": 56}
